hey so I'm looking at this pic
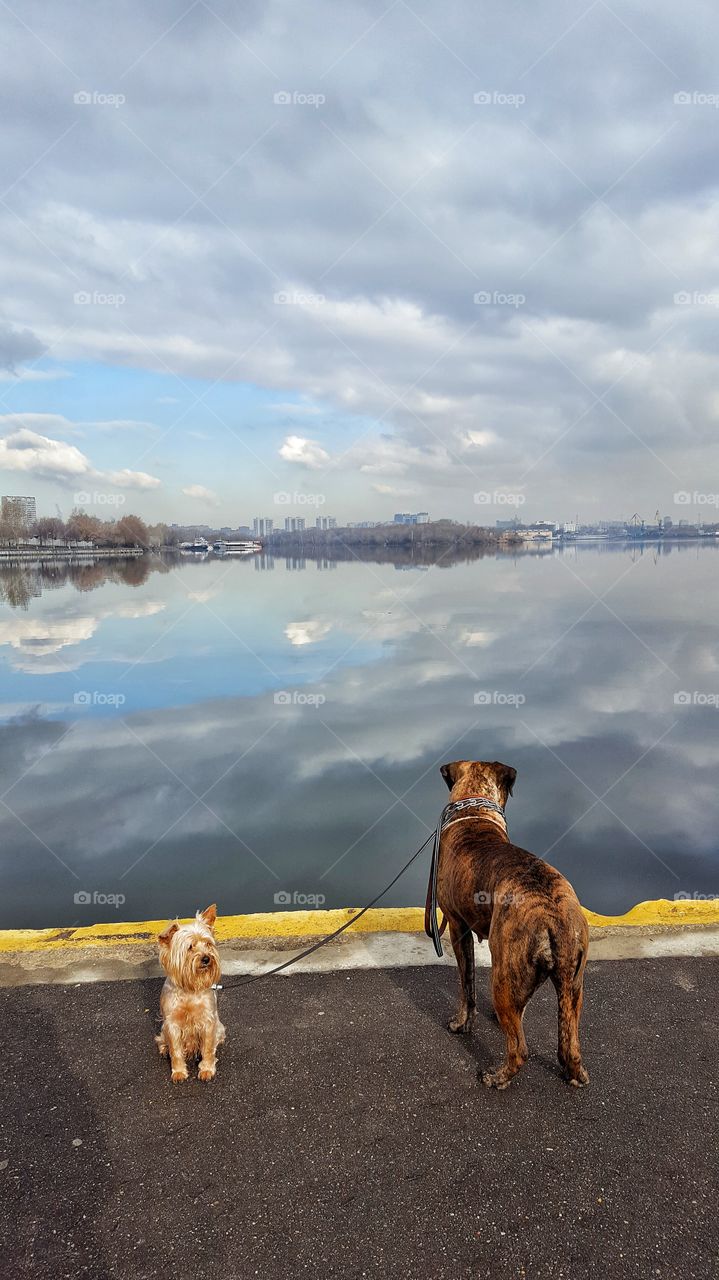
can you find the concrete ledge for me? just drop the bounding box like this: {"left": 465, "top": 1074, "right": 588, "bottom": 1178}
{"left": 1, "top": 899, "right": 719, "bottom": 987}
{"left": 3, "top": 924, "right": 719, "bottom": 988}
{"left": 1, "top": 897, "right": 719, "bottom": 954}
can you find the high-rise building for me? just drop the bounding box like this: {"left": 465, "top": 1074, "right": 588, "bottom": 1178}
{"left": 284, "top": 516, "right": 305, "bottom": 532}
{"left": 2, "top": 495, "right": 36, "bottom": 526}
{"left": 253, "top": 517, "right": 274, "bottom": 536}
{"left": 315, "top": 516, "right": 337, "bottom": 530}
{"left": 394, "top": 511, "right": 430, "bottom": 525}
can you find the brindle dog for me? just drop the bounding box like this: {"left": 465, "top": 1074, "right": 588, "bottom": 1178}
{"left": 427, "top": 760, "right": 589, "bottom": 1089}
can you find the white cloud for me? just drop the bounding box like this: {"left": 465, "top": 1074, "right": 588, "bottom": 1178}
{"left": 269, "top": 401, "right": 321, "bottom": 415}
{"left": 285, "top": 620, "right": 332, "bottom": 646}
{"left": 372, "top": 482, "right": 419, "bottom": 497}
{"left": 181, "top": 484, "right": 220, "bottom": 505}
{"left": 459, "top": 629, "right": 495, "bottom": 648}
{"left": 462, "top": 430, "right": 497, "bottom": 449}
{"left": 92, "top": 420, "right": 160, "bottom": 433}
{"left": 0, "top": 368, "right": 70, "bottom": 383}
{"left": 279, "top": 435, "right": 331, "bottom": 469}
{"left": 0, "top": 412, "right": 159, "bottom": 437}
{"left": 0, "top": 427, "right": 160, "bottom": 489}
{"left": 0, "top": 597, "right": 165, "bottom": 671}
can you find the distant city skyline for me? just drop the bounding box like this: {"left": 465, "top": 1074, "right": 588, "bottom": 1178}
{"left": 4, "top": 492, "right": 717, "bottom": 535}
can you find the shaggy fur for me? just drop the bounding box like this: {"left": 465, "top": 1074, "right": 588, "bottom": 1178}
{"left": 156, "top": 904, "right": 225, "bottom": 1083}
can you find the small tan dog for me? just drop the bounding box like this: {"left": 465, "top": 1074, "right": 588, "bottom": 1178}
{"left": 156, "top": 904, "right": 225, "bottom": 1083}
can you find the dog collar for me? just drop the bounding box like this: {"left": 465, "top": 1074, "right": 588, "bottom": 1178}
{"left": 440, "top": 796, "right": 506, "bottom": 831}
{"left": 426, "top": 796, "right": 508, "bottom": 959}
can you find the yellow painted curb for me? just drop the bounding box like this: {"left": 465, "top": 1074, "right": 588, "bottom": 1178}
{"left": 0, "top": 908, "right": 424, "bottom": 953}
{"left": 0, "top": 898, "right": 718, "bottom": 954}
{"left": 582, "top": 898, "right": 719, "bottom": 928}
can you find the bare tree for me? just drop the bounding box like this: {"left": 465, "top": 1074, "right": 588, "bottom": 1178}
{"left": 32, "top": 516, "right": 66, "bottom": 543}
{"left": 113, "top": 514, "right": 150, "bottom": 548}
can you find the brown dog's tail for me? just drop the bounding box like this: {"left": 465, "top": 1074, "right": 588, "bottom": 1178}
{"left": 545, "top": 912, "right": 588, "bottom": 985}
{"left": 533, "top": 927, "right": 554, "bottom": 969}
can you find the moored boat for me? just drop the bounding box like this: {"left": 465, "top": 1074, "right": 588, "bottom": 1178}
{"left": 212, "top": 540, "right": 262, "bottom": 555}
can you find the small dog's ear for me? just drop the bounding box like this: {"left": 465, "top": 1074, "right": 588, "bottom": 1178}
{"left": 495, "top": 762, "right": 517, "bottom": 799}
{"left": 440, "top": 761, "right": 461, "bottom": 791}
{"left": 200, "top": 904, "right": 217, "bottom": 929}
{"left": 158, "top": 920, "right": 179, "bottom": 946}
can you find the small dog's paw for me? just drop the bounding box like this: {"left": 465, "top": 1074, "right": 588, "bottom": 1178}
{"left": 480, "top": 1068, "right": 510, "bottom": 1090}
{"left": 198, "top": 1066, "right": 216, "bottom": 1082}
{"left": 171, "top": 1069, "right": 189, "bottom": 1083}
{"left": 447, "top": 1014, "right": 473, "bottom": 1034}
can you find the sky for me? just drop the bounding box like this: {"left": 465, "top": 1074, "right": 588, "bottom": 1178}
{"left": 1, "top": 0, "right": 718, "bottom": 527}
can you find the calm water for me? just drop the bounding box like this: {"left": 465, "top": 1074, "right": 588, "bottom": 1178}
{"left": 0, "top": 543, "right": 717, "bottom": 928}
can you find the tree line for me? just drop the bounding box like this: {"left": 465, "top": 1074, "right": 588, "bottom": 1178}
{"left": 266, "top": 520, "right": 502, "bottom": 550}
{"left": 0, "top": 511, "right": 507, "bottom": 551}
{"left": 0, "top": 508, "right": 181, "bottom": 549}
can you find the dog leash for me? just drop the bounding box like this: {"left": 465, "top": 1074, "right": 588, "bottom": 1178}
{"left": 214, "top": 830, "right": 436, "bottom": 993}
{"left": 425, "top": 797, "right": 508, "bottom": 958}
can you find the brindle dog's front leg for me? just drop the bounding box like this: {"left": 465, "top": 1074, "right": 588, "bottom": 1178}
{"left": 447, "top": 918, "right": 476, "bottom": 1033}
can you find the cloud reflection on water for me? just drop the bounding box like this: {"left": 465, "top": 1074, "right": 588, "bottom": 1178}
{"left": 0, "top": 545, "right": 717, "bottom": 926}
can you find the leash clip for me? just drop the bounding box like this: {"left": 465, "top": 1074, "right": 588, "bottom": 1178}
{"left": 211, "top": 983, "right": 223, "bottom": 990}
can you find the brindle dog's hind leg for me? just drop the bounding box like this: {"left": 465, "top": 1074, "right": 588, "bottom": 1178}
{"left": 553, "top": 971, "right": 589, "bottom": 1087}
{"left": 480, "top": 950, "right": 545, "bottom": 1088}
{"left": 447, "top": 918, "right": 476, "bottom": 1034}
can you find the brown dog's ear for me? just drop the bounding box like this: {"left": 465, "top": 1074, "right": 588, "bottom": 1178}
{"left": 199, "top": 904, "right": 217, "bottom": 929}
{"left": 158, "top": 920, "right": 179, "bottom": 946}
{"left": 440, "top": 761, "right": 463, "bottom": 791}
{"left": 494, "top": 762, "right": 517, "bottom": 799}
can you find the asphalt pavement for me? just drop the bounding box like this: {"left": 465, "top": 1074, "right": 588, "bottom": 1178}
{"left": 1, "top": 956, "right": 717, "bottom": 1279}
